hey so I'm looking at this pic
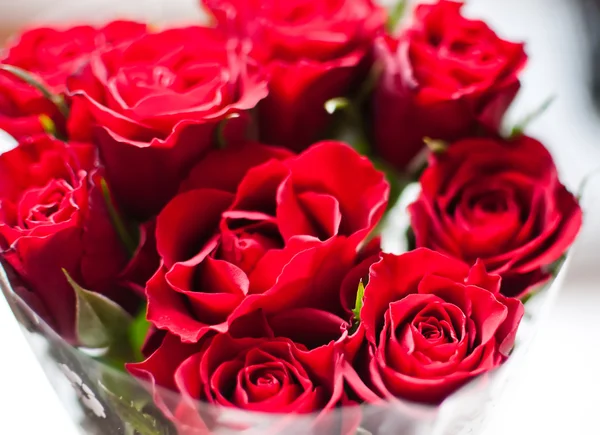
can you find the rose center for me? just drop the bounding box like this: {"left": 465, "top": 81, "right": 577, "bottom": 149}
{"left": 418, "top": 320, "right": 444, "bottom": 341}
{"left": 31, "top": 202, "right": 60, "bottom": 221}
{"left": 473, "top": 192, "right": 508, "bottom": 214}
{"left": 19, "top": 180, "right": 73, "bottom": 229}
{"left": 240, "top": 364, "right": 289, "bottom": 403}
{"left": 254, "top": 373, "right": 279, "bottom": 387}
{"left": 217, "top": 225, "right": 283, "bottom": 274}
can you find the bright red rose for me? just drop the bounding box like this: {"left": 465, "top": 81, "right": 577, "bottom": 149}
{"left": 349, "top": 249, "right": 524, "bottom": 404}
{"left": 274, "top": 141, "right": 389, "bottom": 245}
{"left": 147, "top": 142, "right": 294, "bottom": 343}
{"left": 3, "top": 21, "right": 147, "bottom": 92}
{"left": 67, "top": 26, "right": 269, "bottom": 219}
{"left": 0, "top": 135, "right": 153, "bottom": 342}
{"left": 128, "top": 332, "right": 359, "bottom": 435}
{"left": 409, "top": 136, "right": 582, "bottom": 298}
{"left": 202, "top": 0, "right": 386, "bottom": 151}
{"left": 372, "top": 0, "right": 527, "bottom": 170}
{"left": 146, "top": 141, "right": 388, "bottom": 343}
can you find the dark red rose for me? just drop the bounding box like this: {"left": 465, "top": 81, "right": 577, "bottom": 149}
{"left": 202, "top": 0, "right": 386, "bottom": 151}
{"left": 0, "top": 135, "right": 151, "bottom": 342}
{"left": 146, "top": 141, "right": 388, "bottom": 343}
{"left": 128, "top": 332, "right": 358, "bottom": 434}
{"left": 147, "top": 142, "right": 294, "bottom": 343}
{"left": 67, "top": 26, "right": 269, "bottom": 219}
{"left": 0, "top": 72, "right": 62, "bottom": 140}
{"left": 372, "top": 0, "right": 527, "bottom": 170}
{"left": 349, "top": 249, "right": 524, "bottom": 404}
{"left": 409, "top": 136, "right": 582, "bottom": 297}
{"left": 3, "top": 21, "right": 147, "bottom": 92}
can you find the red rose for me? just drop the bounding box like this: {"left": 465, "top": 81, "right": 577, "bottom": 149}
{"left": 350, "top": 249, "right": 524, "bottom": 404}
{"left": 128, "top": 332, "right": 358, "bottom": 435}
{"left": 372, "top": 0, "right": 527, "bottom": 170}
{"left": 147, "top": 141, "right": 388, "bottom": 343}
{"left": 0, "top": 135, "right": 151, "bottom": 342}
{"left": 147, "top": 142, "right": 294, "bottom": 343}
{"left": 67, "top": 26, "right": 269, "bottom": 219}
{"left": 202, "top": 0, "right": 386, "bottom": 151}
{"left": 409, "top": 136, "right": 582, "bottom": 297}
{"left": 268, "top": 141, "right": 389, "bottom": 245}
{"left": 3, "top": 21, "right": 147, "bottom": 92}
{"left": 0, "top": 72, "right": 60, "bottom": 140}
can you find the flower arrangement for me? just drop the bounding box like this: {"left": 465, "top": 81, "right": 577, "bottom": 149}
{"left": 0, "top": 0, "right": 583, "bottom": 434}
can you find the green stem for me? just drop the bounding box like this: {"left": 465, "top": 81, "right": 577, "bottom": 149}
{"left": 509, "top": 95, "right": 556, "bottom": 139}
{"left": 387, "top": 0, "right": 408, "bottom": 33}
{"left": 0, "top": 64, "right": 70, "bottom": 119}
{"left": 100, "top": 178, "right": 138, "bottom": 258}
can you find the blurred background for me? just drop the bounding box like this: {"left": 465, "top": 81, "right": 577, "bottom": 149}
{"left": 0, "top": 0, "right": 598, "bottom": 433}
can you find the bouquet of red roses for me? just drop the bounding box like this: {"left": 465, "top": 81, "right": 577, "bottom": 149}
{"left": 0, "top": 0, "right": 583, "bottom": 434}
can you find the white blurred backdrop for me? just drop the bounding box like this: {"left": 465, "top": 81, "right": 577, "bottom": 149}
{"left": 0, "top": 0, "right": 598, "bottom": 434}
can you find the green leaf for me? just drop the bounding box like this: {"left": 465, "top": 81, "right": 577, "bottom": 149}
{"left": 129, "top": 306, "right": 151, "bottom": 363}
{"left": 65, "top": 270, "right": 135, "bottom": 365}
{"left": 510, "top": 95, "right": 556, "bottom": 138}
{"left": 101, "top": 369, "right": 150, "bottom": 416}
{"left": 98, "top": 382, "right": 172, "bottom": 435}
{"left": 216, "top": 112, "right": 241, "bottom": 149}
{"left": 0, "top": 64, "right": 70, "bottom": 119}
{"left": 351, "top": 280, "right": 366, "bottom": 326}
{"left": 387, "top": 0, "right": 408, "bottom": 33}
{"left": 545, "top": 254, "right": 567, "bottom": 278}
{"left": 100, "top": 177, "right": 139, "bottom": 258}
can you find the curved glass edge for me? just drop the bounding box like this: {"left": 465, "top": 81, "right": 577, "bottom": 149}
{"left": 0, "top": 176, "right": 588, "bottom": 434}
{"left": 0, "top": 258, "right": 570, "bottom": 435}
